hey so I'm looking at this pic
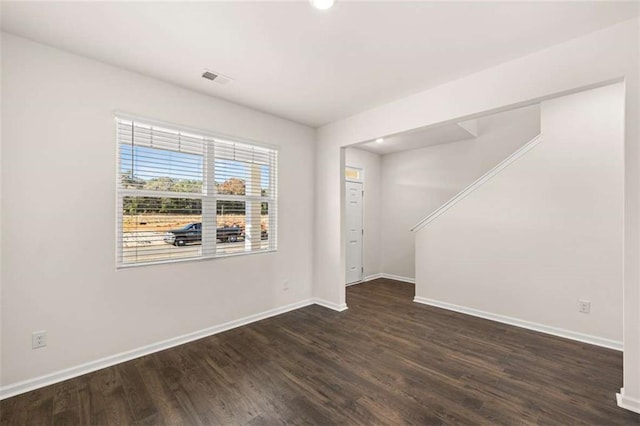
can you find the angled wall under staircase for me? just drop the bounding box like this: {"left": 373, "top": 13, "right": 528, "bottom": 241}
{"left": 413, "top": 83, "right": 625, "bottom": 348}
{"left": 379, "top": 105, "right": 541, "bottom": 280}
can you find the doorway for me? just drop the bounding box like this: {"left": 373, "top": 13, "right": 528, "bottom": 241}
{"left": 345, "top": 175, "right": 364, "bottom": 285}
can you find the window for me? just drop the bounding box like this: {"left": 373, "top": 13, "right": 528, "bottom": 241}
{"left": 345, "top": 166, "right": 363, "bottom": 182}
{"left": 116, "top": 117, "right": 277, "bottom": 267}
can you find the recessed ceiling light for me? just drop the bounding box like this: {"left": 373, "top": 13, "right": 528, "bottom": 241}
{"left": 310, "top": 0, "right": 335, "bottom": 10}
{"left": 376, "top": 138, "right": 384, "bottom": 144}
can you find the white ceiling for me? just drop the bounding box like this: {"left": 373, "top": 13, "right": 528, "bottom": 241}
{"left": 2, "top": 1, "right": 638, "bottom": 127}
{"left": 357, "top": 119, "right": 477, "bottom": 155}
{"left": 354, "top": 103, "right": 540, "bottom": 155}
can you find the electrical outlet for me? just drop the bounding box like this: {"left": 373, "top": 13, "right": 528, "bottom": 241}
{"left": 578, "top": 300, "right": 591, "bottom": 314}
{"left": 32, "top": 331, "right": 47, "bottom": 349}
{"left": 283, "top": 280, "right": 289, "bottom": 291}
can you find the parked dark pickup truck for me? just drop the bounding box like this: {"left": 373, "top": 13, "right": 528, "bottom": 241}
{"left": 163, "top": 223, "right": 243, "bottom": 246}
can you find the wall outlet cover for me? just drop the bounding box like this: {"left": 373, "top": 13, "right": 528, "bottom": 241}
{"left": 32, "top": 331, "right": 47, "bottom": 349}
{"left": 578, "top": 300, "right": 591, "bottom": 314}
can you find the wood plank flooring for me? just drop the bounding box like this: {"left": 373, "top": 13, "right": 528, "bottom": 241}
{"left": 2, "top": 278, "right": 638, "bottom": 425}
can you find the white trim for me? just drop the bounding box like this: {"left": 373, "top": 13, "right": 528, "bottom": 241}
{"left": 617, "top": 388, "right": 640, "bottom": 414}
{"left": 363, "top": 273, "right": 383, "bottom": 282}
{"left": 411, "top": 133, "right": 542, "bottom": 232}
{"left": 413, "top": 296, "right": 622, "bottom": 351}
{"left": 356, "top": 273, "right": 415, "bottom": 284}
{"left": 344, "top": 164, "right": 364, "bottom": 183}
{"left": 313, "top": 298, "right": 349, "bottom": 312}
{"left": 0, "top": 298, "right": 316, "bottom": 400}
{"left": 380, "top": 273, "right": 415, "bottom": 284}
{"left": 117, "top": 247, "right": 277, "bottom": 270}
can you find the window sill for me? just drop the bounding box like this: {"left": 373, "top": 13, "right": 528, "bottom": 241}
{"left": 116, "top": 248, "right": 278, "bottom": 270}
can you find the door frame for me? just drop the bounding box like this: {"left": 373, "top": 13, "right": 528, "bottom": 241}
{"left": 345, "top": 166, "right": 364, "bottom": 285}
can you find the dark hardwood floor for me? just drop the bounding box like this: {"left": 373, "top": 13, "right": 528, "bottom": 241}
{"left": 2, "top": 278, "right": 638, "bottom": 425}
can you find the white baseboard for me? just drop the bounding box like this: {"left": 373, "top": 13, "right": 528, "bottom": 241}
{"left": 350, "top": 273, "right": 415, "bottom": 285}
{"left": 380, "top": 273, "right": 415, "bottom": 284}
{"left": 413, "top": 296, "right": 622, "bottom": 351}
{"left": 0, "top": 298, "right": 320, "bottom": 400}
{"left": 346, "top": 273, "right": 381, "bottom": 286}
{"left": 313, "top": 298, "right": 349, "bottom": 312}
{"left": 363, "top": 273, "right": 383, "bottom": 282}
{"left": 617, "top": 388, "right": 640, "bottom": 414}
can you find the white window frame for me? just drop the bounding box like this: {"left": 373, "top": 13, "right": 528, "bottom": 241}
{"left": 115, "top": 113, "right": 278, "bottom": 268}
{"left": 345, "top": 165, "right": 364, "bottom": 183}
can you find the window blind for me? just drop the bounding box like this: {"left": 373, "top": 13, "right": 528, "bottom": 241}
{"left": 116, "top": 118, "right": 278, "bottom": 267}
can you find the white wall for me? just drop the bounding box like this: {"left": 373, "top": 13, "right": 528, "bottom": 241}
{"left": 1, "top": 34, "right": 315, "bottom": 387}
{"left": 415, "top": 83, "right": 624, "bottom": 343}
{"left": 345, "top": 148, "right": 381, "bottom": 280}
{"left": 315, "top": 17, "right": 640, "bottom": 408}
{"left": 380, "top": 105, "right": 540, "bottom": 279}
{"left": 0, "top": 30, "right": 4, "bottom": 381}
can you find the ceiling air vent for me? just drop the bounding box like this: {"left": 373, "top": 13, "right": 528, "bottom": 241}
{"left": 201, "top": 69, "right": 233, "bottom": 85}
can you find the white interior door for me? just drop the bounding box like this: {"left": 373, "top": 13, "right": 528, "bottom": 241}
{"left": 346, "top": 181, "right": 363, "bottom": 284}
